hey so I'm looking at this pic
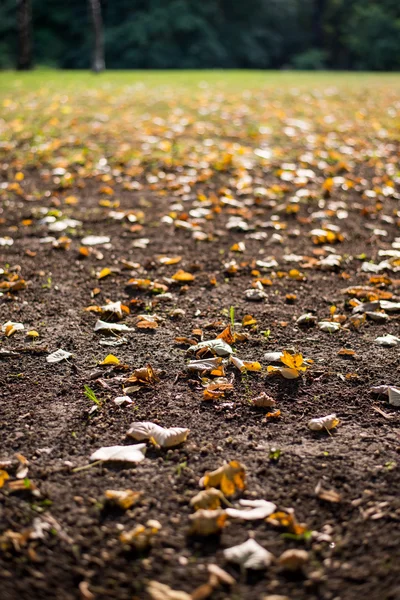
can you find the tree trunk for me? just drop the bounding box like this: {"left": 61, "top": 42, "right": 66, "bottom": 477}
{"left": 16, "top": 0, "right": 33, "bottom": 70}
{"left": 88, "top": 0, "right": 105, "bottom": 72}
{"left": 313, "top": 0, "right": 326, "bottom": 50}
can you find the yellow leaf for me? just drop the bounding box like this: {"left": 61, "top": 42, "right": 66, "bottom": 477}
{"left": 158, "top": 256, "right": 182, "bottom": 265}
{"left": 97, "top": 267, "right": 112, "bottom": 280}
{"left": 243, "top": 361, "right": 262, "bottom": 372}
{"left": 172, "top": 270, "right": 195, "bottom": 282}
{"left": 0, "top": 470, "right": 9, "bottom": 488}
{"left": 100, "top": 354, "right": 120, "bottom": 365}
{"left": 201, "top": 460, "right": 246, "bottom": 497}
{"left": 26, "top": 330, "right": 39, "bottom": 338}
{"left": 242, "top": 314, "right": 257, "bottom": 327}
{"left": 280, "top": 350, "right": 306, "bottom": 371}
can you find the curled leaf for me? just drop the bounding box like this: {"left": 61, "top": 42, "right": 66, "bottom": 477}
{"left": 190, "top": 488, "right": 231, "bottom": 511}
{"left": 200, "top": 460, "right": 246, "bottom": 496}
{"left": 89, "top": 444, "right": 146, "bottom": 463}
{"left": 104, "top": 489, "right": 142, "bottom": 509}
{"left": 147, "top": 581, "right": 191, "bottom": 600}
{"left": 226, "top": 499, "right": 276, "bottom": 520}
{"left": 127, "top": 422, "right": 189, "bottom": 447}
{"left": 279, "top": 549, "right": 309, "bottom": 571}
{"left": 120, "top": 519, "right": 161, "bottom": 549}
{"left": 189, "top": 509, "right": 227, "bottom": 535}
{"left": 46, "top": 349, "right": 72, "bottom": 363}
{"left": 250, "top": 393, "right": 276, "bottom": 408}
{"left": 223, "top": 538, "right": 274, "bottom": 570}
{"left": 308, "top": 414, "right": 339, "bottom": 431}
{"left": 188, "top": 339, "right": 233, "bottom": 357}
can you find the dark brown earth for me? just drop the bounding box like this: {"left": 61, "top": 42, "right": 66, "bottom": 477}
{"left": 0, "top": 76, "right": 400, "bottom": 600}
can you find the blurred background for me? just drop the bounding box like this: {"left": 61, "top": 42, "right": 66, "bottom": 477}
{"left": 2, "top": 0, "right": 400, "bottom": 72}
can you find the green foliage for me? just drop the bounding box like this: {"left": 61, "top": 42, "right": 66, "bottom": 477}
{"left": 1, "top": 0, "right": 399, "bottom": 70}
{"left": 84, "top": 385, "right": 100, "bottom": 405}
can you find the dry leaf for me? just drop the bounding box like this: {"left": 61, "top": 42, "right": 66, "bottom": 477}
{"left": 104, "top": 489, "right": 142, "bottom": 509}
{"left": 278, "top": 549, "right": 309, "bottom": 571}
{"left": 266, "top": 510, "right": 307, "bottom": 535}
{"left": 200, "top": 460, "right": 246, "bottom": 496}
{"left": 46, "top": 349, "right": 72, "bottom": 363}
{"left": 226, "top": 499, "right": 276, "bottom": 520}
{"left": 89, "top": 444, "right": 146, "bottom": 463}
{"left": 315, "top": 481, "right": 341, "bottom": 503}
{"left": 120, "top": 519, "right": 161, "bottom": 549}
{"left": 223, "top": 538, "right": 274, "bottom": 569}
{"left": 187, "top": 357, "right": 223, "bottom": 372}
{"left": 190, "top": 488, "right": 231, "bottom": 510}
{"left": 250, "top": 393, "right": 276, "bottom": 408}
{"left": 147, "top": 581, "right": 191, "bottom": 600}
{"left": 0, "top": 470, "right": 9, "bottom": 488}
{"left": 127, "top": 422, "right": 189, "bottom": 447}
{"left": 188, "top": 339, "right": 233, "bottom": 357}
{"left": 126, "top": 364, "right": 159, "bottom": 385}
{"left": 99, "top": 354, "right": 120, "bottom": 365}
{"left": 189, "top": 509, "right": 227, "bottom": 535}
{"left": 308, "top": 414, "right": 339, "bottom": 431}
{"left": 172, "top": 270, "right": 195, "bottom": 282}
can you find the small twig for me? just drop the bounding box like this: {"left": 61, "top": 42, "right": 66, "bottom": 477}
{"left": 72, "top": 459, "right": 103, "bottom": 473}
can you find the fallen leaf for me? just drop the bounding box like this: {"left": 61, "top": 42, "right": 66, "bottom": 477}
{"left": 147, "top": 581, "right": 191, "bottom": 600}
{"left": 99, "top": 354, "right": 120, "bottom": 365}
{"left": 278, "top": 549, "right": 309, "bottom": 571}
{"left": 223, "top": 538, "right": 274, "bottom": 569}
{"left": 46, "top": 349, "right": 72, "bottom": 363}
{"left": 190, "top": 488, "right": 231, "bottom": 510}
{"left": 200, "top": 460, "right": 246, "bottom": 496}
{"left": 120, "top": 519, "right": 161, "bottom": 549}
{"left": 104, "top": 489, "right": 142, "bottom": 509}
{"left": 226, "top": 499, "right": 276, "bottom": 520}
{"left": 189, "top": 509, "right": 227, "bottom": 535}
{"left": 172, "top": 270, "right": 195, "bottom": 282}
{"left": 188, "top": 339, "right": 233, "bottom": 357}
{"left": 127, "top": 422, "right": 190, "bottom": 447}
{"left": 308, "top": 414, "right": 339, "bottom": 431}
{"left": 89, "top": 444, "right": 146, "bottom": 463}
{"left": 250, "top": 393, "right": 276, "bottom": 408}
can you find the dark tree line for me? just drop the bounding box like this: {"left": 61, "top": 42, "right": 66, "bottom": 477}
{"left": 1, "top": 0, "right": 400, "bottom": 71}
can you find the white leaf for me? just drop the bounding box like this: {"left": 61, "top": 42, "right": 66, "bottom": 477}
{"left": 379, "top": 301, "right": 400, "bottom": 313}
{"left": 48, "top": 219, "right": 81, "bottom": 232}
{"left": 318, "top": 321, "right": 341, "bottom": 333}
{"left": 113, "top": 396, "right": 133, "bottom": 406}
{"left": 147, "top": 581, "right": 191, "bottom": 600}
{"left": 223, "top": 538, "right": 274, "bottom": 569}
{"left": 188, "top": 339, "right": 232, "bottom": 357}
{"left": 226, "top": 499, "right": 276, "bottom": 520}
{"left": 375, "top": 334, "right": 400, "bottom": 347}
{"left": 127, "top": 422, "right": 190, "bottom": 447}
{"left": 46, "top": 349, "right": 72, "bottom": 363}
{"left": 371, "top": 385, "right": 390, "bottom": 395}
{"left": 388, "top": 387, "right": 400, "bottom": 407}
{"left": 100, "top": 301, "right": 123, "bottom": 318}
{"left": 263, "top": 351, "right": 284, "bottom": 363}
{"left": 308, "top": 414, "right": 339, "bottom": 431}
{"left": 94, "top": 320, "right": 134, "bottom": 333}
{"left": 2, "top": 321, "right": 24, "bottom": 333}
{"left": 99, "top": 337, "right": 128, "bottom": 346}
{"left": 186, "top": 357, "right": 223, "bottom": 372}
{"left": 81, "top": 235, "right": 110, "bottom": 246}
{"left": 90, "top": 444, "right": 146, "bottom": 463}
{"left": 0, "top": 237, "right": 14, "bottom": 246}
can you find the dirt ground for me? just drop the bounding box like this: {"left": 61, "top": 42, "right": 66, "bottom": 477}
{"left": 0, "top": 73, "right": 399, "bottom": 600}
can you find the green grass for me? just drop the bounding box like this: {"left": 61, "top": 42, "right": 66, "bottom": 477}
{"left": 1, "top": 68, "right": 400, "bottom": 96}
